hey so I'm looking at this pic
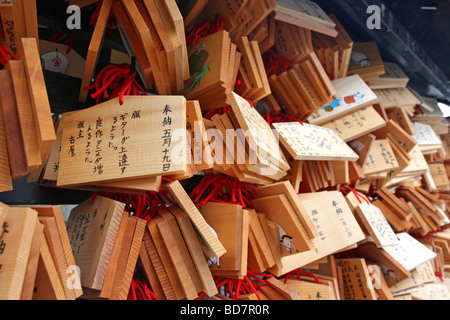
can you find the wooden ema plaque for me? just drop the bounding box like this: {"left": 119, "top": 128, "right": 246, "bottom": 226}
{"left": 272, "top": 122, "right": 359, "bottom": 161}
{"left": 268, "top": 191, "right": 365, "bottom": 276}
{"left": 58, "top": 96, "right": 187, "bottom": 187}
{"left": 307, "top": 75, "right": 378, "bottom": 126}
{"left": 66, "top": 196, "right": 125, "bottom": 290}
{"left": 322, "top": 106, "right": 386, "bottom": 143}
{"left": 336, "top": 258, "right": 378, "bottom": 300}
{"left": 19, "top": 38, "right": 56, "bottom": 182}
{"left": 79, "top": 0, "right": 113, "bottom": 103}
{"left": 0, "top": 207, "right": 38, "bottom": 300}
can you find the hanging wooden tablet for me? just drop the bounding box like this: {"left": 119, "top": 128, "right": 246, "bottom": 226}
{"left": 168, "top": 205, "right": 218, "bottom": 297}
{"left": 322, "top": 106, "right": 386, "bottom": 143}
{"left": 355, "top": 202, "right": 399, "bottom": 248}
{"left": 20, "top": 220, "right": 43, "bottom": 300}
{"left": 58, "top": 96, "right": 187, "bottom": 187}
{"left": 0, "top": 207, "right": 38, "bottom": 300}
{"left": 274, "top": 0, "right": 337, "bottom": 37}
{"left": 336, "top": 258, "right": 378, "bottom": 300}
{"left": 79, "top": 0, "right": 112, "bottom": 103}
{"left": 228, "top": 91, "right": 290, "bottom": 172}
{"left": 270, "top": 191, "right": 365, "bottom": 276}
{"left": 0, "top": 74, "right": 12, "bottom": 192}
{"left": 251, "top": 194, "right": 314, "bottom": 254}
{"left": 6, "top": 60, "right": 42, "bottom": 175}
{"left": 0, "top": 69, "right": 28, "bottom": 180}
{"left": 164, "top": 180, "right": 227, "bottom": 258}
{"left": 158, "top": 207, "right": 203, "bottom": 295}
{"left": 66, "top": 196, "right": 125, "bottom": 290}
{"left": 33, "top": 237, "right": 66, "bottom": 300}
{"left": 39, "top": 217, "right": 76, "bottom": 300}
{"left": 273, "top": 122, "right": 359, "bottom": 161}
{"left": 307, "top": 75, "right": 378, "bottom": 126}
{"left": 19, "top": 38, "right": 56, "bottom": 182}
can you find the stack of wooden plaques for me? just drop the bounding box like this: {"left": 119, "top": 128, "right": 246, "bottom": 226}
{"left": 65, "top": 195, "right": 146, "bottom": 300}
{"left": 234, "top": 36, "right": 271, "bottom": 105}
{"left": 203, "top": 0, "right": 276, "bottom": 43}
{"left": 413, "top": 97, "right": 449, "bottom": 136}
{"left": 312, "top": 14, "right": 354, "bottom": 80}
{"left": 248, "top": 12, "right": 276, "bottom": 55}
{"left": 347, "top": 42, "right": 386, "bottom": 82}
{"left": 202, "top": 92, "right": 291, "bottom": 185}
{"left": 369, "top": 62, "right": 410, "bottom": 90}
{"left": 0, "top": 37, "right": 56, "bottom": 192}
{"left": 0, "top": 202, "right": 82, "bottom": 300}
{"left": 307, "top": 74, "right": 378, "bottom": 126}
{"left": 412, "top": 122, "right": 444, "bottom": 156}
{"left": 81, "top": 0, "right": 190, "bottom": 103}
{"left": 269, "top": 52, "right": 336, "bottom": 119}
{"left": 373, "top": 87, "right": 422, "bottom": 112}
{"left": 272, "top": 121, "right": 359, "bottom": 192}
{"left": 273, "top": 0, "right": 338, "bottom": 37}
{"left": 273, "top": 19, "right": 314, "bottom": 63}
{"left": 183, "top": 30, "right": 240, "bottom": 111}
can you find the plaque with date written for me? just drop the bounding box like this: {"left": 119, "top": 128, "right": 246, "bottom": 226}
{"left": 58, "top": 96, "right": 187, "bottom": 187}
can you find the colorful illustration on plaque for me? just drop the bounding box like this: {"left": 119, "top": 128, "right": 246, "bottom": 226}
{"left": 271, "top": 220, "right": 298, "bottom": 254}
{"left": 185, "top": 41, "right": 211, "bottom": 94}
{"left": 322, "top": 92, "right": 365, "bottom": 112}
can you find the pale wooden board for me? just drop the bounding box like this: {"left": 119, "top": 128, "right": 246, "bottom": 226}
{"left": 20, "top": 221, "right": 44, "bottom": 300}
{"left": 273, "top": 122, "right": 358, "bottom": 161}
{"left": 66, "top": 196, "right": 124, "bottom": 290}
{"left": 99, "top": 211, "right": 129, "bottom": 299}
{"left": 412, "top": 122, "right": 443, "bottom": 147}
{"left": 269, "top": 191, "right": 365, "bottom": 276}
{"left": 6, "top": 60, "right": 42, "bottom": 173}
{"left": 19, "top": 38, "right": 56, "bottom": 181}
{"left": 142, "top": 227, "right": 177, "bottom": 300}
{"left": 169, "top": 206, "right": 218, "bottom": 297}
{"left": 0, "top": 80, "right": 12, "bottom": 191}
{"left": 254, "top": 181, "right": 318, "bottom": 238}
{"left": 33, "top": 237, "right": 66, "bottom": 300}
{"left": 336, "top": 258, "right": 378, "bottom": 300}
{"left": 44, "top": 113, "right": 162, "bottom": 191}
{"left": 355, "top": 202, "right": 399, "bottom": 248}
{"left": 285, "top": 279, "right": 333, "bottom": 300}
{"left": 157, "top": 207, "right": 203, "bottom": 294}
{"left": 0, "top": 69, "right": 28, "bottom": 179}
{"left": 58, "top": 96, "right": 187, "bottom": 187}
{"left": 251, "top": 194, "right": 314, "bottom": 253}
{"left": 116, "top": 216, "right": 146, "bottom": 300}
{"left": 164, "top": 180, "right": 226, "bottom": 258}
{"left": 39, "top": 217, "right": 76, "bottom": 300}
{"left": 109, "top": 215, "right": 136, "bottom": 300}
{"left": 0, "top": 207, "right": 38, "bottom": 300}
{"left": 228, "top": 91, "right": 290, "bottom": 172}
{"left": 307, "top": 75, "right": 378, "bottom": 126}
{"left": 199, "top": 202, "right": 243, "bottom": 272}
{"left": 322, "top": 106, "right": 386, "bottom": 142}
{"left": 79, "top": 0, "right": 112, "bottom": 103}
{"left": 148, "top": 215, "right": 185, "bottom": 300}
{"left": 373, "top": 87, "right": 421, "bottom": 109}
{"left": 156, "top": 215, "right": 198, "bottom": 300}
{"left": 362, "top": 139, "right": 399, "bottom": 175}
{"left": 382, "top": 233, "right": 437, "bottom": 272}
